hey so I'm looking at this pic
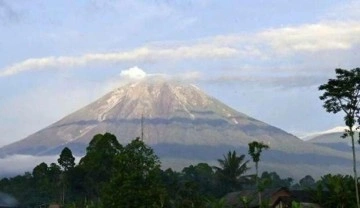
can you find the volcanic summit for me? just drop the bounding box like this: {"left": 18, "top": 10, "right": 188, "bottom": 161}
{"left": 0, "top": 78, "right": 355, "bottom": 178}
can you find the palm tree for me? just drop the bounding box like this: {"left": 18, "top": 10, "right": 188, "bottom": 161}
{"left": 248, "top": 141, "right": 269, "bottom": 206}
{"left": 213, "top": 151, "right": 250, "bottom": 191}
{"left": 313, "top": 174, "right": 356, "bottom": 208}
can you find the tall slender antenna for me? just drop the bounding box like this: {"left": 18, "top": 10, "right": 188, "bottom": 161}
{"left": 141, "top": 114, "right": 144, "bottom": 140}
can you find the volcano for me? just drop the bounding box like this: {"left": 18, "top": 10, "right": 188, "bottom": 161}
{"left": 0, "top": 78, "right": 357, "bottom": 178}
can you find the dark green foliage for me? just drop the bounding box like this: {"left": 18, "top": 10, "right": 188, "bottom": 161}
{"left": 177, "top": 163, "right": 217, "bottom": 206}
{"left": 259, "top": 171, "right": 293, "bottom": 189}
{"left": 311, "top": 174, "right": 357, "bottom": 208}
{"left": 0, "top": 173, "right": 37, "bottom": 207}
{"left": 101, "top": 137, "right": 165, "bottom": 208}
{"left": 47, "top": 163, "right": 62, "bottom": 200}
{"left": 319, "top": 68, "right": 360, "bottom": 130}
{"left": 58, "top": 147, "right": 75, "bottom": 171}
{"left": 0, "top": 163, "right": 63, "bottom": 207}
{"left": 248, "top": 141, "right": 269, "bottom": 164}
{"left": 58, "top": 147, "right": 75, "bottom": 205}
{"left": 182, "top": 163, "right": 217, "bottom": 197}
{"left": 160, "top": 168, "right": 181, "bottom": 202}
{"left": 1, "top": 133, "right": 253, "bottom": 207}
{"left": 32, "top": 162, "right": 60, "bottom": 205}
{"left": 319, "top": 68, "right": 360, "bottom": 207}
{"left": 248, "top": 141, "right": 269, "bottom": 206}
{"left": 78, "top": 132, "right": 123, "bottom": 200}
{"left": 4, "top": 132, "right": 359, "bottom": 208}
{"left": 65, "top": 166, "right": 86, "bottom": 202}
{"left": 213, "top": 151, "right": 250, "bottom": 193}
{"left": 171, "top": 180, "right": 207, "bottom": 208}
{"left": 206, "top": 197, "right": 228, "bottom": 208}
{"left": 298, "top": 175, "right": 315, "bottom": 189}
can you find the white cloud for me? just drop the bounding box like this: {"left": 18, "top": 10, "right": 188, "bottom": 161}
{"left": 120, "top": 66, "right": 147, "bottom": 80}
{"left": 2, "top": 19, "right": 360, "bottom": 78}
{"left": 0, "top": 45, "right": 237, "bottom": 77}
{"left": 118, "top": 67, "right": 201, "bottom": 82}
{"left": 112, "top": 67, "right": 203, "bottom": 86}
{"left": 258, "top": 21, "right": 360, "bottom": 54}
{"left": 210, "top": 21, "right": 360, "bottom": 57}
{"left": 300, "top": 126, "right": 348, "bottom": 140}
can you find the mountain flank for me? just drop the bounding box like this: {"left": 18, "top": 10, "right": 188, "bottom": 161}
{"left": 0, "top": 78, "right": 357, "bottom": 178}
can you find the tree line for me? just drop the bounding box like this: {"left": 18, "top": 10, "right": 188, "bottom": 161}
{"left": 0, "top": 132, "right": 358, "bottom": 208}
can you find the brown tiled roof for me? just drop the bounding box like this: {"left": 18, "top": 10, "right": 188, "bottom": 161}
{"left": 224, "top": 187, "right": 289, "bottom": 208}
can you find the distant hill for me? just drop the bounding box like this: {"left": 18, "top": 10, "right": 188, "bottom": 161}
{"left": 305, "top": 126, "right": 360, "bottom": 152}
{"left": 0, "top": 78, "right": 358, "bottom": 179}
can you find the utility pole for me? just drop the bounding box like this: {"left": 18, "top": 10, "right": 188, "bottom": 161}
{"left": 141, "top": 114, "right": 144, "bottom": 141}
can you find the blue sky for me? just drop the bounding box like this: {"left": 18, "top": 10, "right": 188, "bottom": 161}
{"left": 1, "top": 0, "right": 360, "bottom": 146}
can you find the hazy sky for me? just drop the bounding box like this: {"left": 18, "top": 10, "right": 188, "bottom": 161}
{"left": 1, "top": 0, "right": 360, "bottom": 146}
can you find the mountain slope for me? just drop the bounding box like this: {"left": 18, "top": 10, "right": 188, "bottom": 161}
{"left": 305, "top": 126, "right": 359, "bottom": 152}
{"left": 0, "top": 78, "right": 357, "bottom": 179}
{"left": 0, "top": 78, "right": 299, "bottom": 154}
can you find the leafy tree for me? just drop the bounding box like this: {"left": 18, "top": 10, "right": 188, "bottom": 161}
{"left": 32, "top": 162, "right": 49, "bottom": 181}
{"left": 160, "top": 168, "right": 181, "bottom": 204}
{"left": 248, "top": 141, "right": 269, "bottom": 206}
{"left": 160, "top": 166, "right": 209, "bottom": 207}
{"left": 173, "top": 163, "right": 218, "bottom": 206}
{"left": 312, "top": 174, "right": 356, "bottom": 208}
{"left": 259, "top": 171, "right": 293, "bottom": 189}
{"left": 213, "top": 151, "right": 250, "bottom": 192}
{"left": 66, "top": 165, "right": 87, "bottom": 205}
{"left": 299, "top": 175, "right": 315, "bottom": 189}
{"left": 172, "top": 179, "right": 207, "bottom": 208}
{"left": 102, "top": 137, "right": 166, "bottom": 208}
{"left": 48, "top": 163, "right": 62, "bottom": 181}
{"left": 78, "top": 132, "right": 123, "bottom": 200}
{"left": 319, "top": 68, "right": 360, "bottom": 208}
{"left": 311, "top": 183, "right": 325, "bottom": 206}
{"left": 58, "top": 147, "right": 75, "bottom": 171}
{"left": 32, "top": 163, "right": 54, "bottom": 205}
{"left": 0, "top": 173, "right": 34, "bottom": 207}
{"left": 58, "top": 147, "right": 76, "bottom": 205}
{"left": 32, "top": 162, "right": 50, "bottom": 195}
{"left": 48, "top": 163, "right": 62, "bottom": 202}
{"left": 182, "top": 163, "right": 217, "bottom": 197}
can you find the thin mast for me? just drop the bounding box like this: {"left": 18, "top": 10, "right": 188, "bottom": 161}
{"left": 141, "top": 114, "right": 144, "bottom": 140}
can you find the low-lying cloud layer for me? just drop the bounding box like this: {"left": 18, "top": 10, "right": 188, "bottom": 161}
{"left": 0, "top": 154, "right": 81, "bottom": 177}
{"left": 0, "top": 155, "right": 58, "bottom": 176}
